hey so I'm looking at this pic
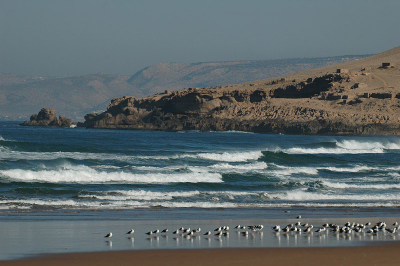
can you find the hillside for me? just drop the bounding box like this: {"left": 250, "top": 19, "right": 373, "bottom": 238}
{"left": 126, "top": 56, "right": 366, "bottom": 95}
{"left": 79, "top": 46, "right": 400, "bottom": 135}
{"left": 1, "top": 55, "right": 366, "bottom": 120}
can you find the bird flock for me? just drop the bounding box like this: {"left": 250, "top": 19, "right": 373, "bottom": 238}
{"left": 270, "top": 221, "right": 399, "bottom": 235}
{"left": 104, "top": 220, "right": 400, "bottom": 240}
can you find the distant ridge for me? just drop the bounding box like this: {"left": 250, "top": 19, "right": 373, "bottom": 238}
{"left": 126, "top": 56, "right": 368, "bottom": 95}
{"left": 1, "top": 55, "right": 368, "bottom": 120}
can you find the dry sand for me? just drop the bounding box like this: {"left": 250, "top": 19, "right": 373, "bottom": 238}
{"left": 2, "top": 244, "right": 400, "bottom": 266}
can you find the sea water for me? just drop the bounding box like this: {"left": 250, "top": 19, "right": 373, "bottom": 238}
{"left": 1, "top": 121, "right": 400, "bottom": 259}
{"left": 1, "top": 121, "right": 400, "bottom": 212}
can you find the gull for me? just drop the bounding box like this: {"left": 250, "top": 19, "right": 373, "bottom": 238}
{"left": 354, "top": 227, "right": 363, "bottom": 233}
{"left": 295, "top": 222, "right": 301, "bottom": 226}
{"left": 173, "top": 230, "right": 179, "bottom": 235}
{"left": 297, "top": 215, "right": 301, "bottom": 219}
{"left": 192, "top": 227, "right": 201, "bottom": 234}
{"left": 235, "top": 225, "right": 241, "bottom": 229}
{"left": 187, "top": 231, "right": 194, "bottom": 236}
{"left": 393, "top": 222, "right": 398, "bottom": 226}
{"left": 302, "top": 223, "right": 309, "bottom": 228}
{"left": 161, "top": 229, "right": 168, "bottom": 234}
{"left": 104, "top": 232, "right": 112, "bottom": 238}
{"left": 272, "top": 225, "right": 280, "bottom": 230}
{"left": 315, "top": 228, "right": 326, "bottom": 233}
{"left": 366, "top": 229, "right": 374, "bottom": 233}
{"left": 365, "top": 222, "right": 371, "bottom": 226}
{"left": 126, "top": 229, "right": 134, "bottom": 234}
{"left": 377, "top": 222, "right": 386, "bottom": 228}
{"left": 215, "top": 231, "right": 223, "bottom": 236}
{"left": 145, "top": 231, "right": 153, "bottom": 236}
{"left": 387, "top": 228, "right": 397, "bottom": 234}
{"left": 153, "top": 229, "right": 160, "bottom": 234}
{"left": 274, "top": 227, "right": 281, "bottom": 232}
{"left": 303, "top": 227, "right": 311, "bottom": 233}
{"left": 204, "top": 231, "right": 211, "bottom": 236}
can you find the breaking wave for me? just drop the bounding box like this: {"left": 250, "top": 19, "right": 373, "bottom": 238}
{"left": 0, "top": 166, "right": 223, "bottom": 184}
{"left": 283, "top": 139, "right": 400, "bottom": 154}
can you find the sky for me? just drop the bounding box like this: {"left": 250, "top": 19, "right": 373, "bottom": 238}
{"left": 1, "top": 0, "right": 399, "bottom": 77}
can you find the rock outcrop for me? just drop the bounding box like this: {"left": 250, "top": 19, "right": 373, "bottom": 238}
{"left": 21, "top": 108, "right": 73, "bottom": 127}
{"left": 78, "top": 46, "right": 400, "bottom": 135}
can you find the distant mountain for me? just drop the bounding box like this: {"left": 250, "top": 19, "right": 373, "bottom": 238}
{"left": 0, "top": 73, "right": 138, "bottom": 120}
{"left": 126, "top": 56, "right": 368, "bottom": 95}
{"left": 0, "top": 55, "right": 368, "bottom": 120}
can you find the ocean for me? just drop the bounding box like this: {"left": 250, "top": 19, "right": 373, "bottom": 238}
{"left": 1, "top": 121, "right": 400, "bottom": 260}
{"left": 1, "top": 121, "right": 399, "bottom": 215}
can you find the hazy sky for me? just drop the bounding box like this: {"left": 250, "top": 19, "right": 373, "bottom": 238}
{"left": 1, "top": 0, "right": 399, "bottom": 77}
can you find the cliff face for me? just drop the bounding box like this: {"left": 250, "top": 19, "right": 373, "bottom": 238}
{"left": 79, "top": 47, "right": 400, "bottom": 135}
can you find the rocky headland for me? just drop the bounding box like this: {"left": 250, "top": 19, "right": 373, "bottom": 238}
{"left": 1, "top": 56, "right": 366, "bottom": 121}
{"left": 21, "top": 108, "right": 73, "bottom": 127}
{"left": 79, "top": 46, "right": 399, "bottom": 135}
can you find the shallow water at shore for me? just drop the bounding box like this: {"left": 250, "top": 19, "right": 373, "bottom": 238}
{"left": 1, "top": 209, "right": 400, "bottom": 260}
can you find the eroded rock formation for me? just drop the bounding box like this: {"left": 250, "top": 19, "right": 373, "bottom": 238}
{"left": 21, "top": 108, "right": 73, "bottom": 127}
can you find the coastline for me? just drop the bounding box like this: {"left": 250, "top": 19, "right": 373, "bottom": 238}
{"left": 2, "top": 244, "right": 400, "bottom": 266}
{"left": 1, "top": 212, "right": 399, "bottom": 261}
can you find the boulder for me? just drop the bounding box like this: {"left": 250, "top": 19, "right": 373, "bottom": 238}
{"left": 20, "top": 108, "right": 73, "bottom": 127}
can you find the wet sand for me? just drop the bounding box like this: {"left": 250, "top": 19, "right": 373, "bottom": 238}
{"left": 1, "top": 212, "right": 399, "bottom": 262}
{"left": 2, "top": 244, "right": 400, "bottom": 266}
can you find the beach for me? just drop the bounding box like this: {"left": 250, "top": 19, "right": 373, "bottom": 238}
{"left": 1, "top": 210, "right": 400, "bottom": 263}
{"left": 2, "top": 244, "right": 400, "bottom": 266}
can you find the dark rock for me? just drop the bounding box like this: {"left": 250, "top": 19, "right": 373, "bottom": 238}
{"left": 20, "top": 108, "right": 73, "bottom": 127}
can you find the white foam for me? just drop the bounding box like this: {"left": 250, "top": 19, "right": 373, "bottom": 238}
{"left": 285, "top": 146, "right": 384, "bottom": 154}
{"left": 322, "top": 180, "right": 400, "bottom": 190}
{"left": 322, "top": 165, "right": 378, "bottom": 173}
{"left": 194, "top": 151, "right": 263, "bottom": 162}
{"left": 270, "top": 166, "right": 318, "bottom": 176}
{"left": 1, "top": 198, "right": 399, "bottom": 209}
{"left": 337, "top": 139, "right": 400, "bottom": 150}
{"left": 0, "top": 149, "right": 263, "bottom": 163}
{"left": 210, "top": 162, "right": 267, "bottom": 170}
{"left": 284, "top": 139, "right": 400, "bottom": 154}
{"left": 79, "top": 190, "right": 201, "bottom": 201}
{"left": 0, "top": 166, "right": 223, "bottom": 184}
{"left": 271, "top": 189, "right": 400, "bottom": 201}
